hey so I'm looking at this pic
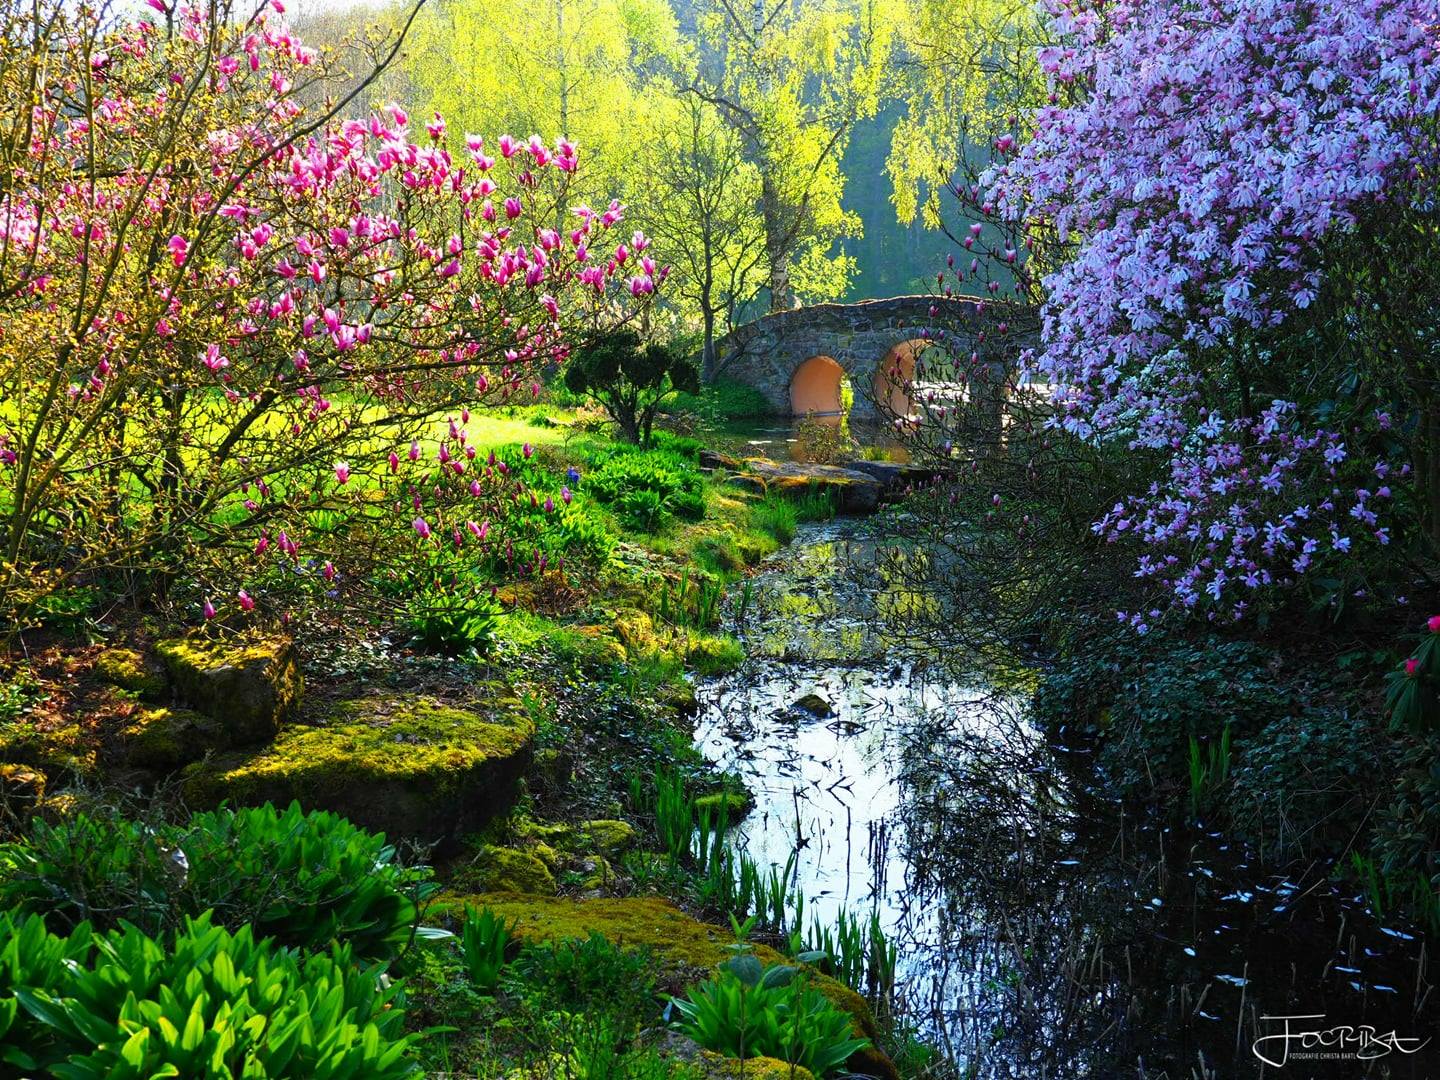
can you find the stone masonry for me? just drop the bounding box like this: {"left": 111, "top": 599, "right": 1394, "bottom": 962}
{"left": 709, "top": 295, "right": 1037, "bottom": 423}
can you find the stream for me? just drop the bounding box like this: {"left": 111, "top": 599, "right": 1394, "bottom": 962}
{"left": 693, "top": 518, "right": 1439, "bottom": 1079}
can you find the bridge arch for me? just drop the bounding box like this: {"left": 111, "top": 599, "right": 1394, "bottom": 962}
{"left": 710, "top": 296, "right": 1034, "bottom": 424}
{"left": 789, "top": 355, "right": 850, "bottom": 416}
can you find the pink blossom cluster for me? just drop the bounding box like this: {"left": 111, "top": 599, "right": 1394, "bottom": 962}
{"left": 0, "top": 0, "right": 659, "bottom": 624}
{"left": 985, "top": 0, "right": 1439, "bottom": 617}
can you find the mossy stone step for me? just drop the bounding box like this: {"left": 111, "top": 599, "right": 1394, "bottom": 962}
{"left": 154, "top": 633, "right": 302, "bottom": 744}
{"left": 181, "top": 691, "right": 533, "bottom": 849}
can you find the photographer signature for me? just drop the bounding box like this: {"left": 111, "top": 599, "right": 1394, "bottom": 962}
{"left": 1252, "top": 1014, "right": 1431, "bottom": 1067}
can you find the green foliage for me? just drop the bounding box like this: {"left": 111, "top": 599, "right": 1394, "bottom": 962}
{"left": 791, "top": 484, "right": 840, "bottom": 523}
{"left": 1371, "top": 745, "right": 1440, "bottom": 885}
{"left": 564, "top": 330, "right": 701, "bottom": 447}
{"left": 3, "top": 912, "right": 421, "bottom": 1078}
{"left": 753, "top": 497, "right": 798, "bottom": 544}
{"left": 1035, "top": 629, "right": 1294, "bottom": 801}
{"left": 460, "top": 905, "right": 514, "bottom": 992}
{"left": 1229, "top": 709, "right": 1395, "bottom": 861}
{"left": 669, "top": 379, "right": 776, "bottom": 423}
{"left": 0, "top": 665, "right": 46, "bottom": 725}
{"left": 0, "top": 802, "right": 429, "bottom": 961}
{"left": 1187, "top": 723, "right": 1232, "bottom": 814}
{"left": 671, "top": 950, "right": 869, "bottom": 1077}
{"left": 657, "top": 568, "right": 725, "bottom": 629}
{"left": 798, "top": 909, "right": 897, "bottom": 1000}
{"left": 586, "top": 447, "right": 706, "bottom": 533}
{"left": 1385, "top": 630, "right": 1440, "bottom": 732}
{"left": 514, "top": 932, "right": 657, "bottom": 1022}
{"left": 406, "top": 587, "right": 503, "bottom": 656}
{"left": 0, "top": 913, "right": 92, "bottom": 1072}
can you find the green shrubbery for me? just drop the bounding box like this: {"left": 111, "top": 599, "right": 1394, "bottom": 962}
{"left": 672, "top": 950, "right": 868, "bottom": 1077}
{"left": 0, "top": 802, "right": 430, "bottom": 961}
{"left": 585, "top": 446, "right": 707, "bottom": 533}
{"left": 0, "top": 912, "right": 420, "bottom": 1078}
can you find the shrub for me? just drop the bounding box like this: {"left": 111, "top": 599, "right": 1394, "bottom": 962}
{"left": 4, "top": 913, "right": 421, "bottom": 1078}
{"left": 671, "top": 951, "right": 868, "bottom": 1077}
{"left": 563, "top": 329, "right": 701, "bottom": 446}
{"left": 0, "top": 802, "right": 431, "bottom": 961}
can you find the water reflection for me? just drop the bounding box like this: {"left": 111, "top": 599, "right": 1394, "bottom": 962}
{"left": 694, "top": 521, "right": 1439, "bottom": 1078}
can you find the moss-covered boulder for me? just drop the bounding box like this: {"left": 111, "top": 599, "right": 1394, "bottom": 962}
{"left": 694, "top": 791, "right": 753, "bottom": 822}
{"left": 93, "top": 648, "right": 167, "bottom": 699}
{"left": 574, "top": 819, "right": 637, "bottom": 855}
{"left": 743, "top": 460, "right": 882, "bottom": 514}
{"left": 457, "top": 844, "right": 557, "bottom": 895}
{"left": 0, "top": 720, "right": 94, "bottom": 778}
{"left": 154, "top": 634, "right": 301, "bottom": 744}
{"left": 181, "top": 691, "right": 533, "bottom": 848}
{"left": 439, "top": 894, "right": 897, "bottom": 1080}
{"left": 697, "top": 1052, "right": 814, "bottom": 1080}
{"left": 116, "top": 707, "right": 224, "bottom": 770}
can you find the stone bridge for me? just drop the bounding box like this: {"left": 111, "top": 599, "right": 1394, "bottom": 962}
{"left": 708, "top": 295, "right": 1035, "bottom": 423}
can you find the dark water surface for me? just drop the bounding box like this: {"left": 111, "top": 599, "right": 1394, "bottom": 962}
{"left": 693, "top": 520, "right": 1439, "bottom": 1079}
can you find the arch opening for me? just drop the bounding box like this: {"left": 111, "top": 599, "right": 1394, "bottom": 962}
{"left": 873, "top": 340, "right": 926, "bottom": 419}
{"left": 789, "top": 355, "right": 851, "bottom": 417}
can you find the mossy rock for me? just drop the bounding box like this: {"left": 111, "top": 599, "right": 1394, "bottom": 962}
{"left": 576, "top": 819, "right": 637, "bottom": 855}
{"left": 696, "top": 1052, "right": 814, "bottom": 1080}
{"left": 0, "top": 721, "right": 94, "bottom": 777}
{"left": 687, "top": 634, "right": 745, "bottom": 676}
{"left": 613, "top": 609, "right": 659, "bottom": 654}
{"left": 0, "top": 763, "right": 45, "bottom": 831}
{"left": 571, "top": 625, "right": 629, "bottom": 667}
{"left": 438, "top": 894, "right": 896, "bottom": 1080}
{"left": 93, "top": 648, "right": 167, "bottom": 699}
{"left": 458, "top": 844, "right": 557, "bottom": 895}
{"left": 660, "top": 679, "right": 700, "bottom": 719}
{"left": 181, "top": 691, "right": 533, "bottom": 849}
{"left": 694, "top": 791, "right": 753, "bottom": 822}
{"left": 116, "top": 707, "right": 224, "bottom": 771}
{"left": 154, "top": 633, "right": 301, "bottom": 744}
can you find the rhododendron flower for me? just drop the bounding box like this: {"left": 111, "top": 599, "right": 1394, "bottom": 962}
{"left": 1427, "top": 615, "right": 1440, "bottom": 633}
{"left": 1406, "top": 657, "right": 1421, "bottom": 676}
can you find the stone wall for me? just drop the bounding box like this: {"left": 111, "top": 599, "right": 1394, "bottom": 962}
{"left": 710, "top": 296, "right": 1036, "bottom": 423}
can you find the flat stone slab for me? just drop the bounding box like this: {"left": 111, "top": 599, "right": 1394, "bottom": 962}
{"left": 181, "top": 690, "right": 533, "bottom": 849}
{"left": 741, "top": 458, "right": 883, "bottom": 512}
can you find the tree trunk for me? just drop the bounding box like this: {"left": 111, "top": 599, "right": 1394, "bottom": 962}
{"left": 761, "top": 171, "right": 793, "bottom": 312}
{"left": 701, "top": 306, "right": 717, "bottom": 382}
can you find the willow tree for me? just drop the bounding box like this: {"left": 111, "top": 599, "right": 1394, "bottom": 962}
{"left": 886, "top": 0, "right": 1047, "bottom": 230}
{"left": 402, "top": 0, "right": 680, "bottom": 215}
{"left": 686, "top": 0, "right": 896, "bottom": 311}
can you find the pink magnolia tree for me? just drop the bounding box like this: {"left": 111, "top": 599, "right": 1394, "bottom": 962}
{"left": 965, "top": 0, "right": 1440, "bottom": 625}
{"left": 0, "top": 0, "right": 654, "bottom": 633}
